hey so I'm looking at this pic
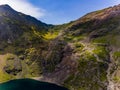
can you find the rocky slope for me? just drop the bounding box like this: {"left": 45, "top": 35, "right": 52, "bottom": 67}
{"left": 0, "top": 4, "right": 120, "bottom": 90}
{"left": 0, "top": 4, "right": 50, "bottom": 82}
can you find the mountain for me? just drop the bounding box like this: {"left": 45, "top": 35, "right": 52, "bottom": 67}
{"left": 0, "top": 4, "right": 120, "bottom": 90}
{"left": 0, "top": 4, "right": 51, "bottom": 82}
{"left": 0, "top": 5, "right": 49, "bottom": 42}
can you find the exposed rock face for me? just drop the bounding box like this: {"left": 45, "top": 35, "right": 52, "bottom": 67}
{"left": 1, "top": 4, "right": 120, "bottom": 90}
{"left": 40, "top": 43, "right": 78, "bottom": 85}
{"left": 4, "top": 54, "right": 22, "bottom": 75}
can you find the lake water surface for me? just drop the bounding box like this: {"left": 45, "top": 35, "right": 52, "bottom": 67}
{"left": 0, "top": 79, "right": 68, "bottom": 90}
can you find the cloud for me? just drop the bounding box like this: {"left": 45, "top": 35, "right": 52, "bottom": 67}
{"left": 0, "top": 0, "right": 45, "bottom": 18}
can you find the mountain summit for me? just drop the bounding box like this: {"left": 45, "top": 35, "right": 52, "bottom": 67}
{"left": 0, "top": 4, "right": 48, "bottom": 42}
{"left": 0, "top": 4, "right": 120, "bottom": 90}
{"left": 0, "top": 4, "right": 12, "bottom": 10}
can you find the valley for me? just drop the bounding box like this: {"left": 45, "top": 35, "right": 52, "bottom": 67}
{"left": 0, "top": 4, "right": 120, "bottom": 90}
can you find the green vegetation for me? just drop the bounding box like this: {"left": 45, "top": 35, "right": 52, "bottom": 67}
{"left": 64, "top": 49, "right": 107, "bottom": 90}
{"left": 93, "top": 46, "right": 109, "bottom": 60}
{"left": 113, "top": 51, "right": 120, "bottom": 59}
{"left": 113, "top": 76, "right": 120, "bottom": 82}
{"left": 44, "top": 31, "right": 59, "bottom": 40}
{"left": 0, "top": 54, "right": 15, "bottom": 82}
{"left": 73, "top": 42, "right": 84, "bottom": 53}
{"left": 92, "top": 37, "right": 109, "bottom": 44}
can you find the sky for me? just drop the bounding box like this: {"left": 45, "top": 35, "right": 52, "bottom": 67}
{"left": 0, "top": 0, "right": 120, "bottom": 24}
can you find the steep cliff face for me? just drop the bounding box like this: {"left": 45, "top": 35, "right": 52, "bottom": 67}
{"left": 0, "top": 4, "right": 120, "bottom": 90}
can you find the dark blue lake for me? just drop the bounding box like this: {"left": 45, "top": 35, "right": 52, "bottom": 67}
{"left": 0, "top": 79, "right": 68, "bottom": 90}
